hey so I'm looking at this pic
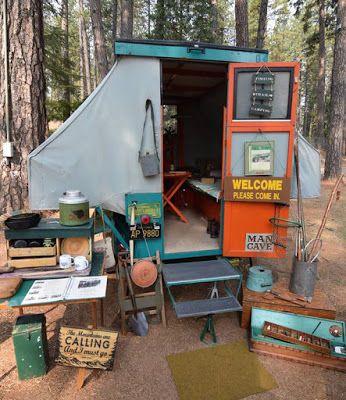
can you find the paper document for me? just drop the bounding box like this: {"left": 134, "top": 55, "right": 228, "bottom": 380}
{"left": 64, "top": 276, "right": 108, "bottom": 300}
{"left": 21, "top": 276, "right": 107, "bottom": 305}
{"left": 22, "top": 278, "right": 70, "bottom": 305}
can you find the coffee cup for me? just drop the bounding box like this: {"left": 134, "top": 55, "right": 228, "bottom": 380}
{"left": 74, "top": 256, "right": 89, "bottom": 271}
{"left": 59, "top": 254, "right": 74, "bottom": 269}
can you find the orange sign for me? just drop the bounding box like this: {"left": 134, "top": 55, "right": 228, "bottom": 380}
{"left": 224, "top": 176, "right": 291, "bottom": 204}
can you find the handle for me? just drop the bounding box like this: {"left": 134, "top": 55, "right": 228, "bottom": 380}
{"left": 129, "top": 204, "right": 136, "bottom": 268}
{"left": 187, "top": 46, "right": 205, "bottom": 54}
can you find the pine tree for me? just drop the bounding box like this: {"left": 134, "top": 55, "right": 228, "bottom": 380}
{"left": 0, "top": 0, "right": 47, "bottom": 212}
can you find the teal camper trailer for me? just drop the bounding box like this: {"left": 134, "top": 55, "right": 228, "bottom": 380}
{"left": 28, "top": 39, "right": 320, "bottom": 262}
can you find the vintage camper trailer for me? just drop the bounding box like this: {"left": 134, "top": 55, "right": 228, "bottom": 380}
{"left": 28, "top": 39, "right": 319, "bottom": 261}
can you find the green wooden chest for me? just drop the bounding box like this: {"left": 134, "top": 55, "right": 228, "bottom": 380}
{"left": 12, "top": 314, "right": 49, "bottom": 380}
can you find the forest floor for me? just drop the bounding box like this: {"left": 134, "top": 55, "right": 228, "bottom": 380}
{"left": 0, "top": 180, "right": 345, "bottom": 400}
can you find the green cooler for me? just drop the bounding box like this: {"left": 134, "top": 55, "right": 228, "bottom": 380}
{"left": 12, "top": 314, "right": 49, "bottom": 380}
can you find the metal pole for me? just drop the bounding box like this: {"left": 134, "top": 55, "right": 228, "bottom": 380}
{"left": 3, "top": 0, "right": 10, "bottom": 143}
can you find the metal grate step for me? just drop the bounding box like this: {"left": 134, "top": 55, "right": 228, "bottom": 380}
{"left": 163, "top": 258, "right": 241, "bottom": 286}
{"left": 174, "top": 296, "right": 242, "bottom": 318}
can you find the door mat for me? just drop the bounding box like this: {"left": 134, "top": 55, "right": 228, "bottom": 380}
{"left": 167, "top": 340, "right": 277, "bottom": 400}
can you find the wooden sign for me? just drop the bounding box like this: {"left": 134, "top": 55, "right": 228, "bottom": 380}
{"left": 250, "top": 103, "right": 272, "bottom": 117}
{"left": 252, "top": 88, "right": 274, "bottom": 101}
{"left": 224, "top": 176, "right": 291, "bottom": 204}
{"left": 56, "top": 327, "right": 118, "bottom": 370}
{"left": 253, "top": 73, "right": 275, "bottom": 85}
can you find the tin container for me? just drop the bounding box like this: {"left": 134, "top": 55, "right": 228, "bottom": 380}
{"left": 246, "top": 266, "right": 273, "bottom": 292}
{"left": 59, "top": 190, "right": 89, "bottom": 226}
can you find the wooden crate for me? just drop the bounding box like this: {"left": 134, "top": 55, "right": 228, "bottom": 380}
{"left": 250, "top": 340, "right": 346, "bottom": 372}
{"left": 8, "top": 256, "right": 57, "bottom": 269}
{"left": 241, "top": 279, "right": 336, "bottom": 329}
{"left": 6, "top": 240, "right": 59, "bottom": 270}
{"left": 8, "top": 245, "right": 57, "bottom": 258}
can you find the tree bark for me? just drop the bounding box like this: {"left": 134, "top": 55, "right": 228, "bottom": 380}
{"left": 315, "top": 0, "right": 326, "bottom": 149}
{"left": 211, "top": 0, "right": 219, "bottom": 42}
{"left": 61, "top": 0, "right": 71, "bottom": 119}
{"left": 78, "top": 7, "right": 86, "bottom": 99}
{"left": 79, "top": 0, "right": 92, "bottom": 95}
{"left": 147, "top": 0, "right": 151, "bottom": 36}
{"left": 112, "top": 0, "right": 118, "bottom": 62}
{"left": 120, "top": 0, "right": 133, "bottom": 39}
{"left": 89, "top": 0, "right": 109, "bottom": 82}
{"left": 324, "top": 0, "right": 346, "bottom": 179}
{"left": 0, "top": 0, "right": 47, "bottom": 213}
{"left": 256, "top": 0, "right": 268, "bottom": 49}
{"left": 235, "top": 0, "right": 249, "bottom": 47}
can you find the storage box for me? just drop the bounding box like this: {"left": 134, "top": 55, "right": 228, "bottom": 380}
{"left": 12, "top": 314, "right": 49, "bottom": 380}
{"left": 250, "top": 308, "right": 346, "bottom": 372}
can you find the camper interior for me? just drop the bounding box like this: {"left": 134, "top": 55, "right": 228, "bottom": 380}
{"left": 161, "top": 60, "right": 228, "bottom": 255}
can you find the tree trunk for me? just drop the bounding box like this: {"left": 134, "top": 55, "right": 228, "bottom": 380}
{"left": 89, "top": 0, "right": 109, "bottom": 82}
{"left": 147, "top": 0, "right": 151, "bottom": 36}
{"left": 120, "top": 0, "right": 133, "bottom": 39}
{"left": 256, "top": 0, "right": 268, "bottom": 49}
{"left": 112, "top": 0, "right": 118, "bottom": 62}
{"left": 78, "top": 8, "right": 86, "bottom": 100}
{"left": 0, "top": 0, "right": 47, "bottom": 213}
{"left": 211, "top": 0, "right": 219, "bottom": 42}
{"left": 324, "top": 0, "right": 346, "bottom": 179}
{"left": 315, "top": 0, "right": 326, "bottom": 149}
{"left": 235, "top": 0, "right": 249, "bottom": 47}
{"left": 61, "top": 0, "right": 71, "bottom": 119}
{"left": 155, "top": 0, "right": 165, "bottom": 39}
{"left": 303, "top": 66, "right": 311, "bottom": 138}
{"left": 79, "top": 0, "right": 92, "bottom": 95}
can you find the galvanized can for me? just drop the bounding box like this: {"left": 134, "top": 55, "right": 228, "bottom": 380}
{"left": 246, "top": 266, "right": 273, "bottom": 292}
{"left": 59, "top": 190, "right": 89, "bottom": 226}
{"left": 289, "top": 259, "right": 318, "bottom": 298}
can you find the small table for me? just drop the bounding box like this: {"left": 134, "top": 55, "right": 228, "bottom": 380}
{"left": 163, "top": 258, "right": 242, "bottom": 343}
{"left": 164, "top": 171, "right": 191, "bottom": 223}
{"left": 0, "top": 252, "right": 106, "bottom": 328}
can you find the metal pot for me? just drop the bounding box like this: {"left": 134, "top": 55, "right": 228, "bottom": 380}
{"left": 59, "top": 190, "right": 89, "bottom": 226}
{"left": 5, "top": 213, "right": 41, "bottom": 230}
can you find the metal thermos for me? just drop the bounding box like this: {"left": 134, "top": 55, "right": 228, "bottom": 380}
{"left": 59, "top": 190, "right": 89, "bottom": 226}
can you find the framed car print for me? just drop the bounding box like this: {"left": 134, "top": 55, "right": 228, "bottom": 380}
{"left": 245, "top": 141, "right": 274, "bottom": 176}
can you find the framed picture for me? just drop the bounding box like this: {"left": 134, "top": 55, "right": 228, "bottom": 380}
{"left": 245, "top": 141, "right": 274, "bottom": 176}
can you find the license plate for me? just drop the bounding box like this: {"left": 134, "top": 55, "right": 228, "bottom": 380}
{"left": 129, "top": 224, "right": 161, "bottom": 240}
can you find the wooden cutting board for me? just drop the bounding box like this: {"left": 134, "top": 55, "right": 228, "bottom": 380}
{"left": 0, "top": 277, "right": 23, "bottom": 299}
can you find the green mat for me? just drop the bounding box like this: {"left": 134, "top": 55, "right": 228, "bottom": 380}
{"left": 167, "top": 340, "right": 277, "bottom": 400}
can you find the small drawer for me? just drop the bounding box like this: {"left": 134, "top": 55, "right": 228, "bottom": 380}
{"left": 8, "top": 256, "right": 57, "bottom": 269}
{"left": 8, "top": 245, "right": 57, "bottom": 258}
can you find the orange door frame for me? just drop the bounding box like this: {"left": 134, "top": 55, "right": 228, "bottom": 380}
{"left": 222, "top": 62, "right": 300, "bottom": 258}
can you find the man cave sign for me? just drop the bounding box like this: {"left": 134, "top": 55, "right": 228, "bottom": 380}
{"left": 245, "top": 233, "right": 274, "bottom": 252}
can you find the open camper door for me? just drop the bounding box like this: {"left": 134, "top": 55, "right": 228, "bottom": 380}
{"left": 222, "top": 62, "right": 300, "bottom": 258}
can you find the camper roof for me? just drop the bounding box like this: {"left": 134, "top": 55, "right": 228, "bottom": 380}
{"left": 115, "top": 38, "right": 269, "bottom": 63}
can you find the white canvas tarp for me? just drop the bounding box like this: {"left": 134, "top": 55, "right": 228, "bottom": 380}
{"left": 291, "top": 134, "right": 320, "bottom": 198}
{"left": 29, "top": 57, "right": 161, "bottom": 214}
{"left": 29, "top": 56, "right": 320, "bottom": 214}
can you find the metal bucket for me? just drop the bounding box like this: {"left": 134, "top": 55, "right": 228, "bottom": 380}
{"left": 289, "top": 259, "right": 318, "bottom": 298}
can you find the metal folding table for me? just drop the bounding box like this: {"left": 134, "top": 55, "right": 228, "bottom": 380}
{"left": 163, "top": 258, "right": 242, "bottom": 343}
